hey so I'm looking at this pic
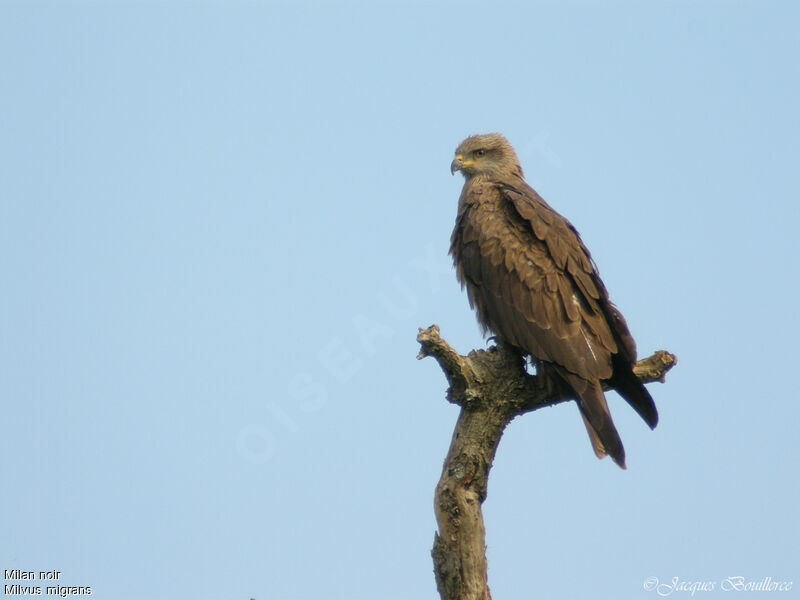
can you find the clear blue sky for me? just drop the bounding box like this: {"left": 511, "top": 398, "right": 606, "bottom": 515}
{"left": 2, "top": 2, "right": 798, "bottom": 599}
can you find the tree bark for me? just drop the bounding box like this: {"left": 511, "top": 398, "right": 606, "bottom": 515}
{"left": 417, "top": 325, "right": 677, "bottom": 600}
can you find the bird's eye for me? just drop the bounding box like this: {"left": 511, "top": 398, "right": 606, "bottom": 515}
{"left": 474, "top": 149, "right": 486, "bottom": 158}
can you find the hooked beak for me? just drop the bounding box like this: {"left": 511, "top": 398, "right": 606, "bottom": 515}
{"left": 450, "top": 154, "right": 463, "bottom": 175}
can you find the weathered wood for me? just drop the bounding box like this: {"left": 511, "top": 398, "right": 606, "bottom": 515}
{"left": 417, "top": 325, "right": 677, "bottom": 600}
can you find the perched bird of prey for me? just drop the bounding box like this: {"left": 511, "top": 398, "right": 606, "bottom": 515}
{"left": 449, "top": 133, "right": 657, "bottom": 469}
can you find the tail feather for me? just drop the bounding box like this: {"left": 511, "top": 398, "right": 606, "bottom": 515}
{"left": 611, "top": 355, "right": 658, "bottom": 429}
{"left": 556, "top": 369, "right": 627, "bottom": 469}
{"left": 576, "top": 382, "right": 626, "bottom": 469}
{"left": 580, "top": 412, "right": 608, "bottom": 460}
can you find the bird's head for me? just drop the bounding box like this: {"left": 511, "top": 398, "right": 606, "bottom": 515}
{"left": 450, "top": 133, "right": 524, "bottom": 179}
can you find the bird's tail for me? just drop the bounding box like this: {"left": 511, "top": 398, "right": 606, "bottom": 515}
{"left": 575, "top": 380, "right": 627, "bottom": 470}
{"left": 549, "top": 367, "right": 627, "bottom": 469}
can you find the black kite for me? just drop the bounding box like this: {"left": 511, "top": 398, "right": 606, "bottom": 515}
{"left": 450, "top": 133, "right": 657, "bottom": 468}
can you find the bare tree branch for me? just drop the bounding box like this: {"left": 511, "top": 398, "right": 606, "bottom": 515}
{"left": 417, "top": 325, "right": 677, "bottom": 600}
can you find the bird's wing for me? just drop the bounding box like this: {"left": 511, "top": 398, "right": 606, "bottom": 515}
{"left": 452, "top": 180, "right": 618, "bottom": 383}
{"left": 451, "top": 180, "right": 630, "bottom": 465}
{"left": 501, "top": 181, "right": 657, "bottom": 428}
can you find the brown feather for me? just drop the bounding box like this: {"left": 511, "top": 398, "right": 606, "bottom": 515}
{"left": 557, "top": 277, "right": 581, "bottom": 322}
{"left": 450, "top": 133, "right": 657, "bottom": 468}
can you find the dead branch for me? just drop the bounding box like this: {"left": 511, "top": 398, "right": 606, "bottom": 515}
{"left": 417, "top": 325, "right": 677, "bottom": 600}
